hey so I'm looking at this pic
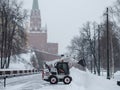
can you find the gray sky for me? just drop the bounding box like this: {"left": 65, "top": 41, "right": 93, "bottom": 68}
{"left": 21, "top": 0, "right": 114, "bottom": 54}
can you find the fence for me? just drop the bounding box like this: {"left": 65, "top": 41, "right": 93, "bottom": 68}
{"left": 0, "top": 69, "right": 40, "bottom": 87}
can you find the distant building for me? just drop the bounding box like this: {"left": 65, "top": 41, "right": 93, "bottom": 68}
{"left": 28, "top": 0, "right": 58, "bottom": 55}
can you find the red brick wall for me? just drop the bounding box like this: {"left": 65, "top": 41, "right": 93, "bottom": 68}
{"left": 28, "top": 32, "right": 47, "bottom": 51}
{"left": 28, "top": 32, "right": 59, "bottom": 55}
{"left": 47, "top": 43, "right": 58, "bottom": 54}
{"left": 35, "top": 50, "right": 60, "bottom": 61}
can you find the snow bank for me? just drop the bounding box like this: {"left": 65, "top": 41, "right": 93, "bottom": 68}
{"left": 70, "top": 67, "right": 120, "bottom": 90}
{"left": 114, "top": 71, "right": 120, "bottom": 81}
{"left": 9, "top": 52, "right": 34, "bottom": 70}
{"left": 114, "top": 71, "right": 120, "bottom": 76}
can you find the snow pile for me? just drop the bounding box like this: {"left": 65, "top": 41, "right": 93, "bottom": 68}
{"left": 70, "top": 67, "right": 120, "bottom": 90}
{"left": 114, "top": 71, "right": 120, "bottom": 76}
{"left": 114, "top": 71, "right": 120, "bottom": 81}
{"left": 9, "top": 52, "right": 34, "bottom": 70}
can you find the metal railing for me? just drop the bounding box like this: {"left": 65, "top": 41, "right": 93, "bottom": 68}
{"left": 0, "top": 69, "right": 40, "bottom": 87}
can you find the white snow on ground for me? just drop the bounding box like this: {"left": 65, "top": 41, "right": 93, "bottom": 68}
{"left": 9, "top": 52, "right": 35, "bottom": 70}
{"left": 115, "top": 71, "right": 120, "bottom": 76}
{"left": 71, "top": 67, "right": 120, "bottom": 90}
{"left": 0, "top": 67, "right": 120, "bottom": 90}
{"left": 114, "top": 71, "right": 120, "bottom": 81}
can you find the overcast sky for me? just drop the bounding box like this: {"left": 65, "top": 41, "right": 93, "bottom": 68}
{"left": 21, "top": 0, "right": 114, "bottom": 54}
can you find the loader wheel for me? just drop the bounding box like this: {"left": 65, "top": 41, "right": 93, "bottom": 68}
{"left": 49, "top": 76, "right": 58, "bottom": 84}
{"left": 63, "top": 76, "right": 72, "bottom": 84}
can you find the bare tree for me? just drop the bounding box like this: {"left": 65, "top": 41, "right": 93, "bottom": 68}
{"left": 67, "top": 22, "right": 100, "bottom": 73}
{"left": 0, "top": 0, "right": 28, "bottom": 69}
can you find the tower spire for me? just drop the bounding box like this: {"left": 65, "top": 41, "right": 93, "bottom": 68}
{"left": 32, "top": 0, "right": 39, "bottom": 10}
{"left": 30, "top": 0, "right": 41, "bottom": 31}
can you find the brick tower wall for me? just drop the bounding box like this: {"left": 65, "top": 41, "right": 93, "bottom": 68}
{"left": 47, "top": 43, "right": 58, "bottom": 54}
{"left": 28, "top": 32, "right": 47, "bottom": 51}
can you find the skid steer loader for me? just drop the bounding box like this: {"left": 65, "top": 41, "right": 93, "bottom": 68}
{"left": 42, "top": 61, "right": 72, "bottom": 84}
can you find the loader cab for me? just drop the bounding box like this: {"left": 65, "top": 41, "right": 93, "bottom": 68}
{"left": 55, "top": 62, "right": 69, "bottom": 75}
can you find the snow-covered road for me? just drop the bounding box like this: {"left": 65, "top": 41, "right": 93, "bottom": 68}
{"left": 0, "top": 74, "right": 83, "bottom": 90}
{"left": 0, "top": 74, "right": 44, "bottom": 90}
{"left": 0, "top": 67, "right": 120, "bottom": 90}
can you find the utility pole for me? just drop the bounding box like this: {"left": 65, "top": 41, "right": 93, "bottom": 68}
{"left": 98, "top": 25, "right": 101, "bottom": 76}
{"left": 106, "top": 7, "right": 110, "bottom": 79}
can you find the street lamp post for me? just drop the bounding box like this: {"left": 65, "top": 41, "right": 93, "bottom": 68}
{"left": 106, "top": 7, "right": 110, "bottom": 79}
